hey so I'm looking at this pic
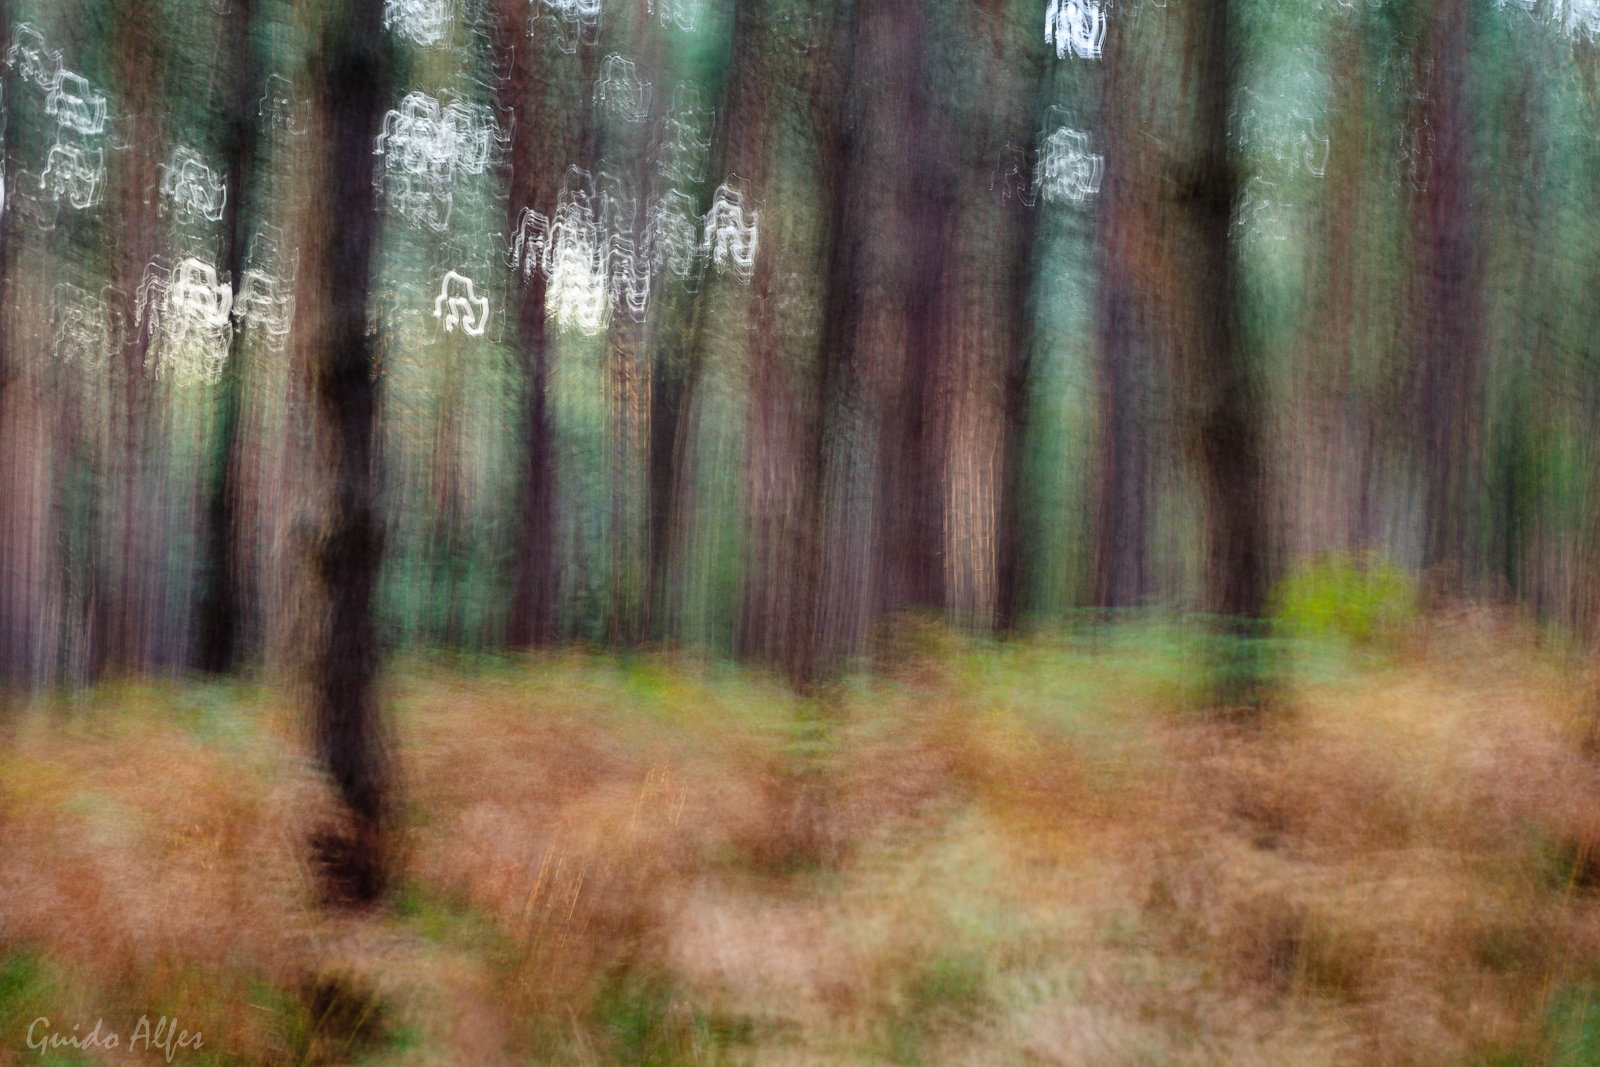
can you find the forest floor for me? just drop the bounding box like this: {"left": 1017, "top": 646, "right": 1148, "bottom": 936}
{"left": 4, "top": 614, "right": 1600, "bottom": 1067}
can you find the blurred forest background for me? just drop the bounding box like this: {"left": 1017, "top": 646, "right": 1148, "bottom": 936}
{"left": 10, "top": 0, "right": 1600, "bottom": 1064}
{"left": 8, "top": 0, "right": 1600, "bottom": 691}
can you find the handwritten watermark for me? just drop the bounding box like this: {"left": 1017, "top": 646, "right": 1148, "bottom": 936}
{"left": 26, "top": 1016, "right": 202, "bottom": 1062}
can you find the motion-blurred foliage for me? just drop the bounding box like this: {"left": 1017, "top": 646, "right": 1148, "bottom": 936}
{"left": 1272, "top": 553, "right": 1419, "bottom": 647}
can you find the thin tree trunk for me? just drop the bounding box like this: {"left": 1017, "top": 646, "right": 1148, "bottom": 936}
{"left": 195, "top": 0, "right": 259, "bottom": 674}
{"left": 790, "top": 0, "right": 861, "bottom": 684}
{"left": 1412, "top": 0, "right": 1480, "bottom": 590}
{"left": 1092, "top": 28, "right": 1153, "bottom": 613}
{"left": 1294, "top": 8, "right": 1367, "bottom": 561}
{"left": 495, "top": 6, "right": 594, "bottom": 647}
{"left": 109, "top": 0, "right": 168, "bottom": 674}
{"left": 994, "top": 138, "right": 1047, "bottom": 632}
{"left": 1186, "top": 0, "right": 1269, "bottom": 701}
{"left": 729, "top": 0, "right": 795, "bottom": 669}
{"left": 0, "top": 0, "right": 20, "bottom": 689}
{"left": 991, "top": 11, "right": 1054, "bottom": 632}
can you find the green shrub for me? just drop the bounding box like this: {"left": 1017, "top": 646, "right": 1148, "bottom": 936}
{"left": 1272, "top": 553, "right": 1419, "bottom": 647}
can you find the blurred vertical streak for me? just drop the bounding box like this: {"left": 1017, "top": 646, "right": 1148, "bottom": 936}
{"left": 1411, "top": 0, "right": 1482, "bottom": 590}
{"left": 194, "top": 0, "right": 260, "bottom": 675}
{"left": 877, "top": 0, "right": 952, "bottom": 626}
{"left": 1091, "top": 8, "right": 1152, "bottom": 614}
{"left": 430, "top": 326, "right": 467, "bottom": 646}
{"left": 780, "top": 0, "right": 856, "bottom": 684}
{"left": 493, "top": 0, "right": 552, "bottom": 648}
{"left": 731, "top": 0, "right": 804, "bottom": 673}
{"left": 648, "top": 240, "right": 691, "bottom": 647}
{"left": 493, "top": 0, "right": 592, "bottom": 648}
{"left": 1186, "top": 0, "right": 1270, "bottom": 698}
{"left": 1293, "top": 5, "right": 1374, "bottom": 563}
{"left": 0, "top": 0, "right": 18, "bottom": 690}
{"left": 1484, "top": 22, "right": 1542, "bottom": 612}
{"left": 654, "top": 19, "right": 747, "bottom": 646}
{"left": 726, "top": 0, "right": 780, "bottom": 668}
{"left": 108, "top": 0, "right": 169, "bottom": 673}
{"left": 807, "top": 0, "right": 947, "bottom": 669}
{"left": 293, "top": 0, "right": 393, "bottom": 901}
{"left": 993, "top": 6, "right": 1052, "bottom": 634}
{"left": 742, "top": 0, "right": 853, "bottom": 685}
{"left": 604, "top": 0, "right": 663, "bottom": 646}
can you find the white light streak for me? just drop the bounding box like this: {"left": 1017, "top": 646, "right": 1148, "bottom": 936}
{"left": 1046, "top": 0, "right": 1105, "bottom": 60}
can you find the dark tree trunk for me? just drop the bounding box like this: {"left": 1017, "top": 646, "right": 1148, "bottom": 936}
{"left": 1186, "top": 0, "right": 1269, "bottom": 700}
{"left": 497, "top": 8, "right": 557, "bottom": 649}
{"left": 1412, "top": 0, "right": 1480, "bottom": 589}
{"left": 495, "top": 5, "right": 596, "bottom": 648}
{"left": 505, "top": 263, "right": 558, "bottom": 648}
{"left": 785, "top": 0, "right": 862, "bottom": 686}
{"left": 647, "top": 311, "right": 687, "bottom": 641}
{"left": 993, "top": 74, "right": 1049, "bottom": 632}
{"left": 194, "top": 0, "right": 259, "bottom": 675}
{"left": 649, "top": 32, "right": 752, "bottom": 647}
{"left": 295, "top": 0, "right": 393, "bottom": 905}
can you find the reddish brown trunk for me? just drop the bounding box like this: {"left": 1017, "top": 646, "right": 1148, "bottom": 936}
{"left": 807, "top": 0, "right": 953, "bottom": 665}
{"left": 0, "top": 0, "right": 23, "bottom": 686}
{"left": 109, "top": 0, "right": 169, "bottom": 673}
{"left": 1412, "top": 0, "right": 1480, "bottom": 585}
{"left": 1092, "top": 33, "right": 1153, "bottom": 612}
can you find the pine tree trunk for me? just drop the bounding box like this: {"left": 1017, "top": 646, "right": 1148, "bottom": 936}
{"left": 1187, "top": 0, "right": 1270, "bottom": 704}
{"left": 195, "top": 0, "right": 259, "bottom": 675}
{"left": 294, "top": 0, "right": 393, "bottom": 905}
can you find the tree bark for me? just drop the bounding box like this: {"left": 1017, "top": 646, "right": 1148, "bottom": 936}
{"left": 195, "top": 0, "right": 260, "bottom": 674}
{"left": 1185, "top": 0, "right": 1270, "bottom": 702}
{"left": 1412, "top": 0, "right": 1480, "bottom": 590}
{"left": 99, "top": 0, "right": 170, "bottom": 675}
{"left": 294, "top": 0, "right": 394, "bottom": 904}
{"left": 1091, "top": 16, "right": 1156, "bottom": 613}
{"left": 495, "top": 4, "right": 596, "bottom": 647}
{"left": 0, "top": 0, "right": 19, "bottom": 689}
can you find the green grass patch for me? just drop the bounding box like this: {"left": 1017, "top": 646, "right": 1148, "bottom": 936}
{"left": 590, "top": 968, "right": 755, "bottom": 1067}
{"left": 0, "top": 950, "right": 93, "bottom": 1067}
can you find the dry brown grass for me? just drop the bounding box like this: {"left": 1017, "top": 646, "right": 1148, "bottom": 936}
{"left": 3, "top": 617, "right": 1600, "bottom": 1066}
